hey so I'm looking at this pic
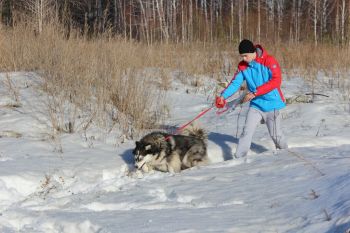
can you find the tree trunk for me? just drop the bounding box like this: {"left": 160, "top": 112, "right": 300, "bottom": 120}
{"left": 245, "top": 0, "right": 248, "bottom": 37}
{"left": 182, "top": 0, "right": 185, "bottom": 43}
{"left": 257, "top": 0, "right": 261, "bottom": 42}
{"left": 348, "top": 0, "right": 350, "bottom": 45}
{"left": 238, "top": 0, "right": 242, "bottom": 41}
{"left": 38, "top": 0, "right": 43, "bottom": 34}
{"left": 139, "top": 0, "right": 148, "bottom": 44}
{"left": 129, "top": 0, "right": 133, "bottom": 41}
{"left": 335, "top": 0, "right": 339, "bottom": 43}
{"left": 314, "top": 0, "right": 318, "bottom": 46}
{"left": 341, "top": 0, "right": 345, "bottom": 44}
{"left": 155, "top": 0, "right": 169, "bottom": 43}
{"left": 230, "top": 0, "right": 234, "bottom": 41}
{"left": 296, "top": 0, "right": 301, "bottom": 42}
{"left": 0, "top": 1, "right": 2, "bottom": 29}
{"left": 122, "top": 0, "right": 127, "bottom": 41}
{"left": 270, "top": 0, "right": 275, "bottom": 42}
{"left": 152, "top": 0, "right": 156, "bottom": 44}
{"left": 276, "top": 0, "right": 283, "bottom": 43}
{"left": 189, "top": 0, "right": 193, "bottom": 42}
{"left": 290, "top": 0, "right": 295, "bottom": 43}
{"left": 173, "top": 0, "right": 177, "bottom": 42}
{"left": 113, "top": 0, "right": 118, "bottom": 32}
{"left": 210, "top": 0, "right": 213, "bottom": 42}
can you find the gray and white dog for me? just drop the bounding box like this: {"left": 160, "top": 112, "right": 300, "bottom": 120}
{"left": 133, "top": 126, "right": 209, "bottom": 173}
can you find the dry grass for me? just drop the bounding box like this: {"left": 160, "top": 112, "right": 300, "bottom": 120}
{"left": 0, "top": 24, "right": 167, "bottom": 138}
{"left": 0, "top": 22, "right": 349, "bottom": 138}
{"left": 269, "top": 42, "right": 350, "bottom": 82}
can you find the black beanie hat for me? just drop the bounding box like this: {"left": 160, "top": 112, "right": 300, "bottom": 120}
{"left": 239, "top": 39, "right": 256, "bottom": 54}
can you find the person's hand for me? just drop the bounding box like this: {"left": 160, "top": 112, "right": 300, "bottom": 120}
{"left": 215, "top": 96, "right": 226, "bottom": 108}
{"left": 242, "top": 92, "right": 256, "bottom": 103}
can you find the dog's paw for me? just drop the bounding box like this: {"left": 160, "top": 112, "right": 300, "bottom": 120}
{"left": 141, "top": 164, "right": 154, "bottom": 173}
{"left": 135, "top": 170, "right": 145, "bottom": 179}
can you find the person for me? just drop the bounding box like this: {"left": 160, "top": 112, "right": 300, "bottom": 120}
{"left": 215, "top": 39, "right": 288, "bottom": 158}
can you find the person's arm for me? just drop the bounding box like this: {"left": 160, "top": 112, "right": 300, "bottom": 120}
{"left": 255, "top": 56, "right": 282, "bottom": 96}
{"left": 220, "top": 70, "right": 244, "bottom": 99}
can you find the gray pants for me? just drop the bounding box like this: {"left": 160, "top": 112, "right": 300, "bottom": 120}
{"left": 235, "top": 107, "right": 288, "bottom": 158}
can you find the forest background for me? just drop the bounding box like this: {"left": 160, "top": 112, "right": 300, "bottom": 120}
{"left": 0, "top": 0, "right": 349, "bottom": 138}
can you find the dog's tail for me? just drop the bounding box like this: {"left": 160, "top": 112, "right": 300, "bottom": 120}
{"left": 181, "top": 124, "right": 207, "bottom": 141}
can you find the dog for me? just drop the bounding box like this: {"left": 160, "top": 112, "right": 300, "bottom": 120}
{"left": 133, "top": 126, "right": 209, "bottom": 173}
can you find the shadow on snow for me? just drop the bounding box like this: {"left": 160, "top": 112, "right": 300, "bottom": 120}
{"left": 208, "top": 132, "right": 269, "bottom": 160}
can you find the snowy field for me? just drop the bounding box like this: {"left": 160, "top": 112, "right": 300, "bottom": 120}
{"left": 0, "top": 72, "right": 350, "bottom": 233}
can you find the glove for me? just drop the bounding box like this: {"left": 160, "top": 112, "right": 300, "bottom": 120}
{"left": 215, "top": 96, "right": 226, "bottom": 108}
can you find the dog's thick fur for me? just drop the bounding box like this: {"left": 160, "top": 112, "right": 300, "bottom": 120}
{"left": 133, "top": 126, "right": 208, "bottom": 173}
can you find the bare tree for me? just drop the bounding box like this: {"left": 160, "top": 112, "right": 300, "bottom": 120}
{"left": 230, "top": 0, "right": 234, "bottom": 41}
{"left": 189, "top": 0, "right": 193, "bottom": 42}
{"left": 138, "top": 0, "right": 151, "bottom": 45}
{"left": 296, "top": 0, "right": 302, "bottom": 42}
{"left": 320, "top": 0, "right": 332, "bottom": 43}
{"left": 257, "top": 0, "right": 261, "bottom": 42}
{"left": 307, "top": 0, "right": 319, "bottom": 46}
{"left": 238, "top": 0, "right": 243, "bottom": 41}
{"left": 0, "top": 0, "right": 348, "bottom": 45}
{"left": 341, "top": 0, "right": 346, "bottom": 44}
{"left": 155, "top": 0, "right": 169, "bottom": 43}
{"left": 266, "top": 0, "right": 275, "bottom": 41}
{"left": 334, "top": 0, "right": 340, "bottom": 43}
{"left": 21, "top": 0, "right": 54, "bottom": 34}
{"left": 276, "top": 0, "right": 285, "bottom": 42}
{"left": 348, "top": 0, "right": 350, "bottom": 45}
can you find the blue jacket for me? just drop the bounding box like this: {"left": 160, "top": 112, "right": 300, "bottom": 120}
{"left": 221, "top": 45, "right": 286, "bottom": 112}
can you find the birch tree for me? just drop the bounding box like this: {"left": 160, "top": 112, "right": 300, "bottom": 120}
{"left": 276, "top": 0, "right": 284, "bottom": 42}
{"left": 22, "top": 0, "right": 54, "bottom": 34}
{"left": 307, "top": 0, "right": 319, "bottom": 46}
{"left": 348, "top": 0, "right": 350, "bottom": 45}
{"left": 155, "top": 0, "right": 169, "bottom": 43}
{"left": 320, "top": 0, "right": 332, "bottom": 43}
{"left": 238, "top": 0, "right": 243, "bottom": 41}
{"left": 341, "top": 0, "right": 346, "bottom": 44}
{"left": 266, "top": 0, "right": 275, "bottom": 41}
{"left": 335, "top": 0, "right": 340, "bottom": 43}
{"left": 257, "top": 0, "right": 261, "bottom": 42}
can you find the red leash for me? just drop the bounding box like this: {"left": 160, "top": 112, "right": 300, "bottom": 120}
{"left": 165, "top": 106, "right": 214, "bottom": 140}
{"left": 164, "top": 96, "right": 243, "bottom": 140}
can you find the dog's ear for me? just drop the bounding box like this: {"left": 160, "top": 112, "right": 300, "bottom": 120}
{"left": 135, "top": 141, "right": 140, "bottom": 147}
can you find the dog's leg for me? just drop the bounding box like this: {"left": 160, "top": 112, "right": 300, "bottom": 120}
{"left": 192, "top": 157, "right": 209, "bottom": 166}
{"left": 183, "top": 145, "right": 208, "bottom": 168}
{"left": 182, "top": 153, "right": 190, "bottom": 168}
{"left": 167, "top": 152, "right": 182, "bottom": 173}
{"left": 152, "top": 151, "right": 170, "bottom": 172}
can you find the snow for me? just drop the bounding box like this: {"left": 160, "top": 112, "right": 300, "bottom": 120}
{"left": 0, "top": 72, "right": 350, "bottom": 233}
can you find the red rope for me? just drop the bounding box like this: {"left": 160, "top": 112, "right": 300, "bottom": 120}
{"left": 165, "top": 106, "right": 214, "bottom": 140}
{"left": 215, "top": 106, "right": 230, "bottom": 115}
{"left": 164, "top": 97, "right": 242, "bottom": 140}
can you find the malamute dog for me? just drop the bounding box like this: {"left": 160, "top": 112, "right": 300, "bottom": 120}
{"left": 133, "top": 126, "right": 208, "bottom": 173}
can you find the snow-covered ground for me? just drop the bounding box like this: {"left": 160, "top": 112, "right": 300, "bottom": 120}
{"left": 0, "top": 72, "right": 349, "bottom": 233}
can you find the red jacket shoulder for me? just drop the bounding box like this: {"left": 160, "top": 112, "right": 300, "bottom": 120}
{"left": 265, "top": 55, "right": 280, "bottom": 69}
